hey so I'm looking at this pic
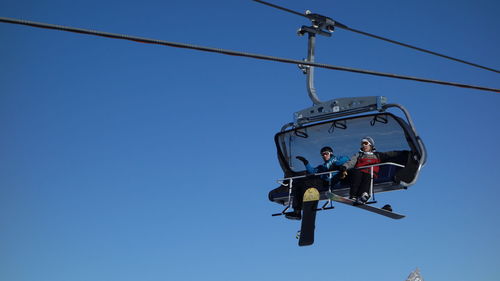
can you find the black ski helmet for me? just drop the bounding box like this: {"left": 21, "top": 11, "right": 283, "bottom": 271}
{"left": 320, "top": 146, "right": 333, "bottom": 154}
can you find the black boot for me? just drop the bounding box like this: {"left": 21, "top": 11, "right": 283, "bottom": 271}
{"left": 381, "top": 204, "right": 393, "bottom": 212}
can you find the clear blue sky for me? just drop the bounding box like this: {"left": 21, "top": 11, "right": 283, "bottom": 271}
{"left": 1, "top": 0, "right": 499, "bottom": 280}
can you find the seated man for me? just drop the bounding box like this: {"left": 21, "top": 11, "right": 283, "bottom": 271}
{"left": 286, "top": 146, "right": 348, "bottom": 220}
{"left": 339, "top": 136, "right": 409, "bottom": 204}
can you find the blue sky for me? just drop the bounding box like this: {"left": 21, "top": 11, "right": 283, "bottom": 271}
{"left": 1, "top": 0, "right": 499, "bottom": 281}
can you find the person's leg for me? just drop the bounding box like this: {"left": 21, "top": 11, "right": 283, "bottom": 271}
{"left": 287, "top": 175, "right": 326, "bottom": 220}
{"left": 292, "top": 176, "right": 324, "bottom": 208}
{"left": 357, "top": 172, "right": 372, "bottom": 202}
{"left": 348, "top": 169, "right": 362, "bottom": 199}
{"left": 286, "top": 179, "right": 307, "bottom": 220}
{"left": 291, "top": 184, "right": 303, "bottom": 211}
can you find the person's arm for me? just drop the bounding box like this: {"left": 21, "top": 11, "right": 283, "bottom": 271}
{"left": 305, "top": 163, "right": 316, "bottom": 174}
{"left": 327, "top": 156, "right": 350, "bottom": 171}
{"left": 337, "top": 154, "right": 357, "bottom": 179}
{"left": 296, "top": 156, "right": 316, "bottom": 174}
{"left": 335, "top": 155, "right": 350, "bottom": 166}
{"left": 377, "top": 150, "right": 409, "bottom": 163}
{"left": 342, "top": 154, "right": 358, "bottom": 170}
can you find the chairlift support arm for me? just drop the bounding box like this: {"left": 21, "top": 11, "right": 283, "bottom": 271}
{"left": 296, "top": 11, "right": 337, "bottom": 105}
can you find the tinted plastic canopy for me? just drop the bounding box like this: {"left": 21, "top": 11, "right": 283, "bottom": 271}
{"left": 276, "top": 112, "right": 423, "bottom": 182}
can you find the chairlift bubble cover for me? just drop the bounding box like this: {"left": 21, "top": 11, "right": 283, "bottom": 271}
{"left": 269, "top": 112, "right": 424, "bottom": 205}
{"left": 275, "top": 112, "right": 422, "bottom": 179}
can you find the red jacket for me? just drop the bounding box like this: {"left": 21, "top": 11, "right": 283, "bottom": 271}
{"left": 355, "top": 155, "right": 381, "bottom": 176}
{"left": 343, "top": 152, "right": 381, "bottom": 177}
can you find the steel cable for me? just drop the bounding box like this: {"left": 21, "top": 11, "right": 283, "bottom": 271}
{"left": 1, "top": 16, "right": 499, "bottom": 93}
{"left": 339, "top": 26, "right": 500, "bottom": 74}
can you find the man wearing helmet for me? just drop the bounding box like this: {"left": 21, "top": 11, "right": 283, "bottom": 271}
{"left": 286, "top": 146, "right": 349, "bottom": 220}
{"left": 296, "top": 146, "right": 349, "bottom": 182}
{"left": 339, "top": 136, "right": 401, "bottom": 204}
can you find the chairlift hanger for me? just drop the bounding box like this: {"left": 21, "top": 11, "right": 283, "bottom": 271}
{"left": 255, "top": 0, "right": 495, "bottom": 125}
{"left": 255, "top": 0, "right": 500, "bottom": 110}
{"left": 254, "top": 1, "right": 423, "bottom": 130}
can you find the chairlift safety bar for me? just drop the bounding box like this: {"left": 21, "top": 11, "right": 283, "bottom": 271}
{"left": 276, "top": 161, "right": 404, "bottom": 183}
{"left": 274, "top": 162, "right": 405, "bottom": 215}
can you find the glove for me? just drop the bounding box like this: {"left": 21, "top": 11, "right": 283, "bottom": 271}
{"left": 296, "top": 156, "right": 309, "bottom": 165}
{"left": 338, "top": 165, "right": 347, "bottom": 179}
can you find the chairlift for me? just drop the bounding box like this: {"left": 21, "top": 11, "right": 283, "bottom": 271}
{"left": 268, "top": 96, "right": 427, "bottom": 206}
{"left": 258, "top": 0, "right": 427, "bottom": 246}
